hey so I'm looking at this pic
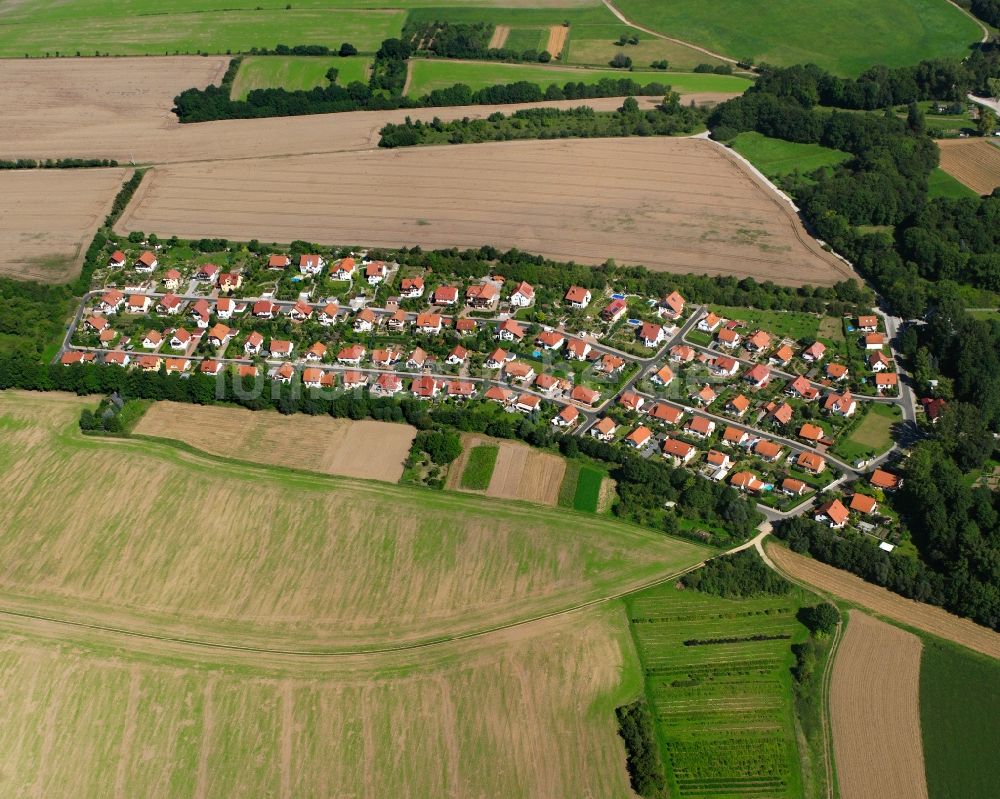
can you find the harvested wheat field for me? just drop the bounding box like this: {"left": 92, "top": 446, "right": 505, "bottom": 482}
{"left": 830, "top": 612, "right": 927, "bottom": 799}
{"left": 938, "top": 138, "right": 1000, "bottom": 195}
{"left": 134, "top": 401, "right": 415, "bottom": 482}
{"left": 0, "top": 167, "right": 127, "bottom": 281}
{"left": 0, "top": 601, "right": 637, "bottom": 799}
{"left": 0, "top": 391, "right": 708, "bottom": 650}
{"left": 487, "top": 440, "right": 566, "bottom": 505}
{"left": 0, "top": 56, "right": 227, "bottom": 162}
{"left": 117, "top": 137, "right": 853, "bottom": 285}
{"left": 767, "top": 542, "right": 1000, "bottom": 659}
{"left": 2, "top": 79, "right": 731, "bottom": 163}
{"left": 488, "top": 24, "right": 511, "bottom": 49}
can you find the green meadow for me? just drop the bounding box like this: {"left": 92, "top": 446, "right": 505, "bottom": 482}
{"left": 729, "top": 132, "right": 851, "bottom": 179}
{"left": 610, "top": 0, "right": 982, "bottom": 75}
{"left": 230, "top": 55, "right": 372, "bottom": 100}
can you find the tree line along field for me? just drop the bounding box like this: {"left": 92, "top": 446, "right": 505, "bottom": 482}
{"left": 610, "top": 0, "right": 983, "bottom": 75}
{"left": 115, "top": 137, "right": 854, "bottom": 286}
{"left": 624, "top": 582, "right": 815, "bottom": 798}
{"left": 0, "top": 391, "right": 710, "bottom": 652}
{"left": 229, "top": 55, "right": 372, "bottom": 101}
{"left": 404, "top": 59, "right": 752, "bottom": 98}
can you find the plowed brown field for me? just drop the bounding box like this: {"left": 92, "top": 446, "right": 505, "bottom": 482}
{"left": 117, "top": 137, "right": 853, "bottom": 285}
{"left": 0, "top": 167, "right": 127, "bottom": 281}
{"left": 1, "top": 60, "right": 735, "bottom": 163}
{"left": 938, "top": 138, "right": 1000, "bottom": 195}
{"left": 830, "top": 612, "right": 927, "bottom": 799}
{"left": 767, "top": 542, "right": 1000, "bottom": 659}
{"left": 547, "top": 25, "right": 569, "bottom": 57}
{"left": 133, "top": 401, "right": 415, "bottom": 482}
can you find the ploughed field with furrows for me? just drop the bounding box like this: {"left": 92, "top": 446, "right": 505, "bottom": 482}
{"left": 116, "top": 138, "right": 854, "bottom": 286}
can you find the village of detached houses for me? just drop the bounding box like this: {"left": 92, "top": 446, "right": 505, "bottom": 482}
{"left": 60, "top": 238, "right": 921, "bottom": 546}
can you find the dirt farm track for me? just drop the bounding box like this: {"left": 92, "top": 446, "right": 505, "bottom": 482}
{"left": 117, "top": 138, "right": 852, "bottom": 285}
{"left": 830, "top": 612, "right": 928, "bottom": 799}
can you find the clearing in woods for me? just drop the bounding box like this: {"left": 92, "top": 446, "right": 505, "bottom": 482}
{"left": 766, "top": 542, "right": 1000, "bottom": 660}
{"left": 624, "top": 580, "right": 815, "bottom": 798}
{"left": 937, "top": 138, "right": 1000, "bottom": 196}
{"left": 116, "top": 137, "right": 854, "bottom": 286}
{"left": 829, "top": 612, "right": 927, "bottom": 799}
{"left": 0, "top": 600, "right": 643, "bottom": 799}
{"left": 229, "top": 56, "right": 372, "bottom": 100}
{"left": 609, "top": 0, "right": 982, "bottom": 75}
{"left": 0, "top": 168, "right": 128, "bottom": 282}
{"left": 132, "top": 401, "right": 416, "bottom": 482}
{"left": 0, "top": 391, "right": 710, "bottom": 651}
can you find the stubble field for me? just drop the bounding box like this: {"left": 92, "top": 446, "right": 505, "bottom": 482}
{"left": 830, "top": 612, "right": 928, "bottom": 799}
{"left": 0, "top": 391, "right": 709, "bottom": 651}
{"left": 134, "top": 401, "right": 416, "bottom": 482}
{"left": 486, "top": 440, "right": 566, "bottom": 505}
{"left": 0, "top": 167, "right": 127, "bottom": 282}
{"left": 767, "top": 542, "right": 1000, "bottom": 659}
{"left": 0, "top": 600, "right": 640, "bottom": 799}
{"left": 116, "top": 137, "right": 854, "bottom": 285}
{"left": 937, "top": 138, "right": 1000, "bottom": 196}
{"left": 0, "top": 58, "right": 739, "bottom": 163}
{"left": 0, "top": 56, "right": 227, "bottom": 161}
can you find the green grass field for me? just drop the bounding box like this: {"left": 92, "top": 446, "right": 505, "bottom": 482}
{"left": 831, "top": 403, "right": 901, "bottom": 462}
{"left": 230, "top": 55, "right": 371, "bottom": 99}
{"left": 729, "top": 132, "right": 851, "bottom": 179}
{"left": 920, "top": 639, "right": 1000, "bottom": 799}
{"left": 564, "top": 25, "right": 727, "bottom": 70}
{"left": 0, "top": 2, "right": 403, "bottom": 57}
{"left": 405, "top": 58, "right": 752, "bottom": 97}
{"left": 625, "top": 580, "right": 814, "bottom": 798}
{"left": 0, "top": 391, "right": 710, "bottom": 652}
{"left": 928, "top": 167, "right": 979, "bottom": 199}
{"left": 572, "top": 465, "right": 604, "bottom": 512}
{"left": 460, "top": 443, "right": 499, "bottom": 489}
{"left": 610, "top": 0, "right": 982, "bottom": 75}
{"left": 710, "top": 305, "right": 826, "bottom": 342}
{"left": 503, "top": 27, "right": 549, "bottom": 53}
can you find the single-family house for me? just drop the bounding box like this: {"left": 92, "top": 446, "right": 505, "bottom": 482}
{"left": 137, "top": 354, "right": 160, "bottom": 372}
{"left": 730, "top": 471, "right": 764, "bottom": 493}
{"left": 601, "top": 298, "right": 628, "bottom": 323}
{"left": 216, "top": 297, "right": 235, "bottom": 320}
{"left": 496, "top": 319, "right": 525, "bottom": 342}
{"left": 620, "top": 391, "right": 644, "bottom": 412}
{"left": 411, "top": 375, "right": 440, "bottom": 399}
{"left": 142, "top": 330, "right": 162, "bottom": 349}
{"left": 319, "top": 302, "right": 340, "bottom": 326}
{"left": 372, "top": 372, "right": 403, "bottom": 396}
{"left": 342, "top": 371, "right": 368, "bottom": 390}
{"left": 200, "top": 359, "right": 222, "bottom": 376}
{"left": 797, "top": 451, "right": 826, "bottom": 474}
{"left": 686, "top": 415, "right": 716, "bottom": 439}
{"left": 108, "top": 250, "right": 126, "bottom": 269}
{"left": 692, "top": 384, "right": 717, "bottom": 405}
{"left": 127, "top": 294, "right": 152, "bottom": 314}
{"left": 99, "top": 328, "right": 116, "bottom": 346}
{"left": 509, "top": 281, "right": 534, "bottom": 307}
{"left": 553, "top": 405, "right": 580, "bottom": 427}
{"left": 755, "top": 439, "right": 783, "bottom": 462}
{"left": 371, "top": 348, "right": 398, "bottom": 367}
{"left": 649, "top": 403, "right": 684, "bottom": 426}
{"left": 744, "top": 364, "right": 771, "bottom": 389}
{"left": 330, "top": 257, "right": 355, "bottom": 281}
{"left": 782, "top": 478, "right": 807, "bottom": 496}
{"left": 195, "top": 263, "right": 218, "bottom": 283}
{"left": 857, "top": 315, "right": 878, "bottom": 332}
{"left": 432, "top": 285, "right": 458, "bottom": 306}
{"left": 770, "top": 344, "right": 794, "bottom": 366}
{"left": 659, "top": 291, "right": 685, "bottom": 319}
{"left": 337, "top": 344, "right": 366, "bottom": 365}
{"left": 727, "top": 394, "right": 751, "bottom": 417}
{"left": 652, "top": 364, "right": 674, "bottom": 387}
{"left": 504, "top": 360, "right": 536, "bottom": 384}
{"left": 400, "top": 277, "right": 425, "bottom": 298}
{"left": 60, "top": 351, "right": 94, "bottom": 366}
{"left": 768, "top": 401, "right": 794, "bottom": 425}
{"left": 99, "top": 289, "right": 125, "bottom": 313}
{"left": 638, "top": 322, "right": 666, "bottom": 348}
{"left": 864, "top": 332, "right": 885, "bottom": 350}
{"left": 288, "top": 300, "right": 313, "bottom": 321}
{"left": 591, "top": 417, "right": 617, "bottom": 441}
{"left": 169, "top": 328, "right": 192, "bottom": 350}
{"left": 466, "top": 283, "right": 498, "bottom": 308}
{"left": 446, "top": 380, "right": 477, "bottom": 400}
{"left": 190, "top": 298, "right": 211, "bottom": 328}
{"left": 711, "top": 355, "right": 740, "bottom": 377}
{"left": 353, "top": 308, "right": 377, "bottom": 332}
{"left": 823, "top": 390, "right": 856, "bottom": 417}
{"left": 163, "top": 269, "right": 181, "bottom": 290}
{"left": 446, "top": 345, "right": 468, "bottom": 366}
{"left": 271, "top": 362, "right": 294, "bottom": 383}
{"left": 706, "top": 450, "right": 731, "bottom": 470}
{"left": 164, "top": 358, "right": 189, "bottom": 375}
{"left": 485, "top": 348, "right": 509, "bottom": 369}
{"left": 515, "top": 393, "right": 541, "bottom": 413}
{"left": 717, "top": 328, "right": 742, "bottom": 349}
{"left": 84, "top": 315, "right": 108, "bottom": 333}
{"left": 802, "top": 341, "right": 826, "bottom": 362}
{"left": 455, "top": 318, "right": 477, "bottom": 336}
{"left": 386, "top": 309, "right": 408, "bottom": 332}
{"left": 869, "top": 351, "right": 890, "bottom": 372}
{"left": 302, "top": 367, "right": 324, "bottom": 389}
{"left": 157, "top": 293, "right": 183, "bottom": 315}
{"left": 723, "top": 425, "right": 749, "bottom": 446}
{"left": 244, "top": 331, "right": 264, "bottom": 354}
{"left": 206, "top": 324, "right": 231, "bottom": 348}
{"left": 536, "top": 330, "right": 565, "bottom": 351}
{"left": 698, "top": 312, "right": 722, "bottom": 333}
{"left": 870, "top": 469, "right": 900, "bottom": 490}
{"left": 799, "top": 423, "right": 824, "bottom": 442}
{"left": 237, "top": 364, "right": 258, "bottom": 379}
{"left": 269, "top": 339, "right": 293, "bottom": 358}
{"left": 874, "top": 372, "right": 898, "bottom": 393}
{"left": 485, "top": 386, "right": 516, "bottom": 405}
{"left": 415, "top": 312, "right": 443, "bottom": 335}
{"left": 218, "top": 272, "right": 242, "bottom": 293}
{"left": 305, "top": 342, "right": 327, "bottom": 362}
{"left": 670, "top": 344, "right": 696, "bottom": 363}
{"left": 565, "top": 338, "right": 591, "bottom": 361}
{"left": 364, "top": 261, "right": 387, "bottom": 285}
{"left": 267, "top": 254, "right": 291, "bottom": 270}
{"left": 598, "top": 354, "right": 626, "bottom": 374}
{"left": 407, "top": 347, "right": 428, "bottom": 369}
{"left": 746, "top": 330, "right": 773, "bottom": 353}
{"left": 663, "top": 438, "right": 696, "bottom": 465}
{"left": 134, "top": 251, "right": 157, "bottom": 272}
{"left": 815, "top": 499, "right": 849, "bottom": 529}
{"left": 625, "top": 426, "right": 653, "bottom": 449}
{"left": 850, "top": 493, "right": 878, "bottom": 515}
{"left": 826, "top": 363, "right": 849, "bottom": 381}
{"left": 571, "top": 385, "right": 600, "bottom": 406}
{"left": 786, "top": 375, "right": 819, "bottom": 401}
{"left": 252, "top": 299, "right": 279, "bottom": 319}
{"left": 564, "top": 286, "right": 591, "bottom": 308}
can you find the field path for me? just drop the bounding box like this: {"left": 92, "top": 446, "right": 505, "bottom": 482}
{"left": 830, "top": 612, "right": 927, "bottom": 799}
{"left": 600, "top": 0, "right": 739, "bottom": 64}
{"left": 767, "top": 541, "right": 1000, "bottom": 659}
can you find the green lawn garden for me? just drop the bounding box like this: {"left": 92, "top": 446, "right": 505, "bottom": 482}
{"left": 610, "top": 0, "right": 982, "bottom": 75}
{"left": 831, "top": 403, "right": 901, "bottom": 462}
{"left": 460, "top": 444, "right": 498, "bottom": 489}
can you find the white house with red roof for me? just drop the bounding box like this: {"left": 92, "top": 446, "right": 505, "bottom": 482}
{"left": 127, "top": 294, "right": 152, "bottom": 314}
{"left": 564, "top": 286, "right": 591, "bottom": 308}
{"left": 400, "top": 277, "right": 424, "bottom": 298}
{"left": 331, "top": 257, "right": 355, "bottom": 280}
{"left": 195, "top": 263, "right": 219, "bottom": 283}
{"left": 637, "top": 322, "right": 666, "bottom": 348}
{"left": 267, "top": 254, "right": 291, "bottom": 270}
{"left": 157, "top": 293, "right": 183, "bottom": 315}
{"left": 98, "top": 289, "right": 125, "bottom": 313}
{"left": 432, "top": 286, "right": 459, "bottom": 306}
{"left": 108, "top": 250, "right": 126, "bottom": 269}
{"left": 244, "top": 331, "right": 264, "bottom": 354}
{"left": 299, "top": 254, "right": 326, "bottom": 276}
{"left": 134, "top": 251, "right": 157, "bottom": 272}
{"left": 510, "top": 281, "right": 534, "bottom": 307}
